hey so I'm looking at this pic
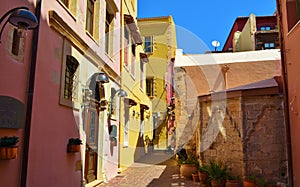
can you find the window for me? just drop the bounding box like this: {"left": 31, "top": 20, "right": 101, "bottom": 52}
{"left": 260, "top": 26, "right": 271, "bottom": 31}
{"left": 286, "top": 0, "right": 300, "bottom": 31}
{"left": 264, "top": 42, "right": 275, "bottom": 49}
{"left": 64, "top": 56, "right": 79, "bottom": 100}
{"left": 62, "top": 55, "right": 79, "bottom": 105}
{"left": 131, "top": 43, "right": 136, "bottom": 76}
{"left": 12, "top": 29, "right": 21, "bottom": 56}
{"left": 146, "top": 78, "right": 154, "bottom": 97}
{"left": 86, "top": 0, "right": 95, "bottom": 35}
{"left": 88, "top": 110, "right": 98, "bottom": 146}
{"left": 105, "top": 8, "right": 114, "bottom": 56}
{"left": 144, "top": 36, "right": 153, "bottom": 53}
{"left": 124, "top": 99, "right": 130, "bottom": 147}
{"left": 124, "top": 26, "right": 130, "bottom": 67}
{"left": 60, "top": 0, "right": 69, "bottom": 7}
{"left": 140, "top": 60, "right": 144, "bottom": 89}
{"left": 58, "top": 0, "right": 77, "bottom": 16}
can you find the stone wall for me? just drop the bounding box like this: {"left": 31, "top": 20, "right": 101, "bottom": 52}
{"left": 199, "top": 97, "right": 244, "bottom": 177}
{"left": 174, "top": 67, "right": 199, "bottom": 153}
{"left": 198, "top": 94, "right": 288, "bottom": 183}
{"left": 242, "top": 95, "right": 287, "bottom": 183}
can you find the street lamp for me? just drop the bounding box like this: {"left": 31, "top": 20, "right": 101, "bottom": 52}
{"left": 108, "top": 89, "right": 127, "bottom": 117}
{"left": 0, "top": 7, "right": 38, "bottom": 43}
{"left": 96, "top": 72, "right": 109, "bottom": 84}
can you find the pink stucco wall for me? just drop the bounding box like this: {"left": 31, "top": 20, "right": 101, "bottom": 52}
{"left": 4, "top": 0, "right": 121, "bottom": 186}
{"left": 0, "top": 1, "right": 36, "bottom": 187}
{"left": 25, "top": 1, "right": 82, "bottom": 186}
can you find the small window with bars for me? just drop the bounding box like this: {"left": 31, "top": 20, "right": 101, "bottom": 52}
{"left": 64, "top": 55, "right": 79, "bottom": 101}
{"left": 146, "top": 78, "right": 154, "bottom": 97}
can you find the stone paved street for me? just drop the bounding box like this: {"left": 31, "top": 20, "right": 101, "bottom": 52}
{"left": 98, "top": 151, "right": 201, "bottom": 187}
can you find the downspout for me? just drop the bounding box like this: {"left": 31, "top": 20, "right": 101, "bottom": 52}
{"left": 117, "top": 0, "right": 123, "bottom": 172}
{"left": 276, "top": 0, "right": 294, "bottom": 186}
{"left": 20, "top": 0, "right": 41, "bottom": 186}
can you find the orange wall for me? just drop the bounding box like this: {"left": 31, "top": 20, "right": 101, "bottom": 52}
{"left": 278, "top": 0, "right": 300, "bottom": 185}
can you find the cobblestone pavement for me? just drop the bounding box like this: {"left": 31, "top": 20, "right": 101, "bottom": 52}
{"left": 97, "top": 151, "right": 201, "bottom": 187}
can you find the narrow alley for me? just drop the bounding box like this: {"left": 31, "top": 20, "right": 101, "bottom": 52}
{"left": 98, "top": 151, "right": 201, "bottom": 187}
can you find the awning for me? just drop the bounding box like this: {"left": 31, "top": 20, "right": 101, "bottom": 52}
{"left": 106, "top": 0, "right": 119, "bottom": 13}
{"left": 140, "top": 103, "right": 149, "bottom": 110}
{"left": 125, "top": 98, "right": 137, "bottom": 106}
{"left": 124, "top": 14, "right": 142, "bottom": 45}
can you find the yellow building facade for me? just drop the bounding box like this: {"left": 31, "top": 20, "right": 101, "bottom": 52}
{"left": 138, "top": 16, "right": 177, "bottom": 150}
{"left": 119, "top": 0, "right": 152, "bottom": 171}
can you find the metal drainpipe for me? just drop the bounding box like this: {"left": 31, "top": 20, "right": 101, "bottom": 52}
{"left": 117, "top": 0, "right": 123, "bottom": 172}
{"left": 20, "top": 0, "right": 41, "bottom": 186}
{"left": 276, "top": 0, "right": 294, "bottom": 186}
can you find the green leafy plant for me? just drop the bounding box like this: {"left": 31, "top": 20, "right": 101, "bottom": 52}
{"left": 245, "top": 173, "right": 257, "bottom": 182}
{"left": 244, "top": 173, "right": 267, "bottom": 186}
{"left": 0, "top": 136, "right": 19, "bottom": 147}
{"left": 256, "top": 177, "right": 266, "bottom": 187}
{"left": 227, "top": 174, "right": 240, "bottom": 180}
{"left": 110, "top": 137, "right": 117, "bottom": 142}
{"left": 68, "top": 138, "right": 82, "bottom": 145}
{"left": 199, "top": 164, "right": 209, "bottom": 173}
{"left": 207, "top": 160, "right": 228, "bottom": 182}
{"left": 179, "top": 154, "right": 199, "bottom": 165}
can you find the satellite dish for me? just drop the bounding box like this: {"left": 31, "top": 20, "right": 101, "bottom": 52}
{"left": 212, "top": 40, "right": 220, "bottom": 51}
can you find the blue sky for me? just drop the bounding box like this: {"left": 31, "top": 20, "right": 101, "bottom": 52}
{"left": 137, "top": 0, "right": 277, "bottom": 54}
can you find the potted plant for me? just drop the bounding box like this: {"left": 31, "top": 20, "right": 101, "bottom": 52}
{"left": 243, "top": 174, "right": 257, "bottom": 187}
{"left": 226, "top": 175, "right": 240, "bottom": 187}
{"left": 177, "top": 149, "right": 198, "bottom": 179}
{"left": 198, "top": 164, "right": 209, "bottom": 185}
{"left": 67, "top": 138, "right": 82, "bottom": 153}
{"left": 0, "top": 136, "right": 19, "bottom": 159}
{"left": 265, "top": 181, "right": 282, "bottom": 187}
{"left": 207, "top": 160, "right": 228, "bottom": 187}
{"left": 256, "top": 177, "right": 266, "bottom": 187}
{"left": 110, "top": 137, "right": 117, "bottom": 146}
{"left": 192, "top": 173, "right": 199, "bottom": 182}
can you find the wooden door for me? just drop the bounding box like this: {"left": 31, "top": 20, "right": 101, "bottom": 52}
{"left": 84, "top": 107, "right": 98, "bottom": 183}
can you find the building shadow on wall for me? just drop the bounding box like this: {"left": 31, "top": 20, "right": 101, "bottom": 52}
{"left": 153, "top": 118, "right": 168, "bottom": 150}
{"left": 134, "top": 132, "right": 146, "bottom": 162}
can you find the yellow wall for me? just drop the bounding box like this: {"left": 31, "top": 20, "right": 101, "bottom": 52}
{"left": 119, "top": 0, "right": 152, "bottom": 170}
{"left": 234, "top": 14, "right": 256, "bottom": 52}
{"left": 138, "top": 16, "right": 177, "bottom": 149}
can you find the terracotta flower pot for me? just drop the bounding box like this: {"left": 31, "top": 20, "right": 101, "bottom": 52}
{"left": 243, "top": 179, "right": 256, "bottom": 187}
{"left": 180, "top": 164, "right": 197, "bottom": 179}
{"left": 0, "top": 146, "right": 18, "bottom": 159}
{"left": 192, "top": 173, "right": 199, "bottom": 182}
{"left": 198, "top": 170, "right": 209, "bottom": 185}
{"left": 211, "top": 179, "right": 225, "bottom": 187}
{"left": 67, "top": 144, "right": 80, "bottom": 153}
{"left": 226, "top": 179, "right": 240, "bottom": 187}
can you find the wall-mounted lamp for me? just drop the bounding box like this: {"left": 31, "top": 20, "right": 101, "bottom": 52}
{"left": 132, "top": 110, "right": 139, "bottom": 118}
{"left": 108, "top": 89, "right": 128, "bottom": 117}
{"left": 96, "top": 72, "right": 109, "bottom": 84}
{"left": 116, "top": 89, "right": 128, "bottom": 97}
{"left": 0, "top": 7, "right": 38, "bottom": 43}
